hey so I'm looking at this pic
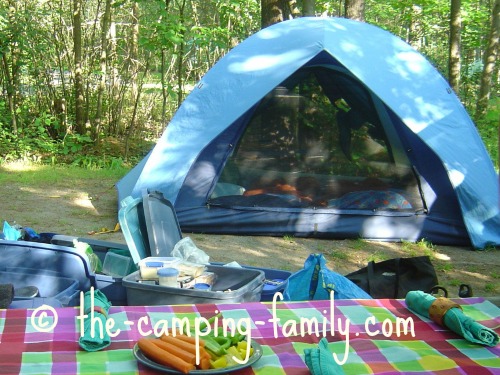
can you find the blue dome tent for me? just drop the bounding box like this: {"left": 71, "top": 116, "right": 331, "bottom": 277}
{"left": 117, "top": 17, "right": 500, "bottom": 249}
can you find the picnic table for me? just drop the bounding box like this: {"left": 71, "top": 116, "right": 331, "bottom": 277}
{"left": 0, "top": 297, "right": 499, "bottom": 374}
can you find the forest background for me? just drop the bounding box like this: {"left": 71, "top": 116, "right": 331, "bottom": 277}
{"left": 0, "top": 0, "right": 499, "bottom": 170}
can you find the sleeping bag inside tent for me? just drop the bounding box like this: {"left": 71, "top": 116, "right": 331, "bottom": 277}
{"left": 116, "top": 17, "right": 500, "bottom": 249}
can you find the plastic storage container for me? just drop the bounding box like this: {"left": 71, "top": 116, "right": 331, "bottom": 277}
{"left": 139, "top": 257, "right": 181, "bottom": 279}
{"left": 103, "top": 251, "right": 135, "bottom": 278}
{"left": 123, "top": 264, "right": 265, "bottom": 305}
{"left": 9, "top": 297, "right": 64, "bottom": 309}
{"left": 0, "top": 240, "right": 93, "bottom": 308}
{"left": 211, "top": 262, "right": 292, "bottom": 302}
{"left": 0, "top": 271, "right": 79, "bottom": 306}
{"left": 50, "top": 234, "right": 133, "bottom": 306}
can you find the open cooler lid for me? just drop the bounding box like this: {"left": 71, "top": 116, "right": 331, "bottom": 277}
{"left": 0, "top": 240, "right": 94, "bottom": 291}
{"left": 142, "top": 190, "right": 183, "bottom": 258}
{"left": 118, "top": 196, "right": 150, "bottom": 264}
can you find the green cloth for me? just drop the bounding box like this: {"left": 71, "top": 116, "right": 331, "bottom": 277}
{"left": 405, "top": 290, "right": 499, "bottom": 347}
{"left": 304, "top": 338, "right": 345, "bottom": 375}
{"left": 78, "top": 289, "right": 112, "bottom": 352}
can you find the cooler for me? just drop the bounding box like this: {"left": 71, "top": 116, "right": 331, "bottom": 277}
{"left": 0, "top": 240, "right": 94, "bottom": 308}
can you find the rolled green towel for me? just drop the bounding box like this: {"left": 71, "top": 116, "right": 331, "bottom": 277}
{"left": 304, "top": 338, "right": 345, "bottom": 375}
{"left": 405, "top": 290, "right": 499, "bottom": 347}
{"left": 78, "top": 289, "right": 112, "bottom": 352}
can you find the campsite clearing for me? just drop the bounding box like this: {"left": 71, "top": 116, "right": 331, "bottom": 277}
{"left": 1, "top": 163, "right": 498, "bottom": 302}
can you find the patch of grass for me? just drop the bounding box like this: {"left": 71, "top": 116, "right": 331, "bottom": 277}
{"left": 416, "top": 239, "right": 436, "bottom": 257}
{"left": 400, "top": 240, "right": 414, "bottom": 252}
{"left": 484, "top": 283, "right": 497, "bottom": 293}
{"left": 448, "top": 279, "right": 462, "bottom": 287}
{"left": 435, "top": 262, "right": 454, "bottom": 272}
{"left": 329, "top": 250, "right": 349, "bottom": 262}
{"left": 351, "top": 238, "right": 368, "bottom": 250}
{"left": 491, "top": 272, "right": 500, "bottom": 279}
{"left": 400, "top": 239, "right": 436, "bottom": 257}
{"left": 282, "top": 235, "right": 296, "bottom": 243}
{"left": 401, "top": 244, "right": 418, "bottom": 257}
{"left": 0, "top": 162, "right": 129, "bottom": 186}
{"left": 366, "top": 251, "right": 388, "bottom": 263}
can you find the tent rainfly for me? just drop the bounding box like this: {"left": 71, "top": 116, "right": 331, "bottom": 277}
{"left": 117, "top": 17, "right": 500, "bottom": 249}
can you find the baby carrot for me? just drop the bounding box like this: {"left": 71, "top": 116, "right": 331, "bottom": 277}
{"left": 150, "top": 338, "right": 196, "bottom": 364}
{"left": 161, "top": 334, "right": 200, "bottom": 355}
{"left": 199, "top": 356, "right": 211, "bottom": 370}
{"left": 174, "top": 334, "right": 205, "bottom": 347}
{"left": 198, "top": 345, "right": 211, "bottom": 360}
{"left": 137, "top": 338, "right": 195, "bottom": 374}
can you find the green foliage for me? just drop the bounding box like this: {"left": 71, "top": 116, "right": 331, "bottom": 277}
{"left": 70, "top": 155, "right": 127, "bottom": 170}
{"left": 0, "top": 0, "right": 498, "bottom": 170}
{"left": 60, "top": 134, "right": 93, "bottom": 155}
{"left": 476, "top": 97, "right": 499, "bottom": 170}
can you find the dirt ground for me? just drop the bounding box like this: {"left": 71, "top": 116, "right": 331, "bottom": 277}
{"left": 1, "top": 163, "right": 499, "bottom": 304}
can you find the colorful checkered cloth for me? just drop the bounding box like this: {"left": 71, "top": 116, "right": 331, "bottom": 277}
{"left": 0, "top": 298, "right": 498, "bottom": 374}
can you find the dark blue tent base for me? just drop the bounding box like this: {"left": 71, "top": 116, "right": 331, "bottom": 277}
{"left": 176, "top": 206, "right": 471, "bottom": 247}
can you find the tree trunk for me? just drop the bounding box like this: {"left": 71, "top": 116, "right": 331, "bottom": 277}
{"left": 73, "top": 0, "right": 85, "bottom": 134}
{"left": 475, "top": 0, "right": 500, "bottom": 121}
{"left": 344, "top": 0, "right": 365, "bottom": 22}
{"left": 109, "top": 21, "right": 121, "bottom": 134}
{"left": 130, "top": 1, "right": 139, "bottom": 104}
{"left": 408, "top": 5, "right": 423, "bottom": 48}
{"left": 3, "top": 1, "right": 19, "bottom": 134}
{"left": 176, "top": 0, "right": 187, "bottom": 108}
{"left": 303, "top": 0, "right": 315, "bottom": 16}
{"left": 161, "top": 0, "right": 172, "bottom": 126}
{"left": 124, "top": 2, "right": 143, "bottom": 159}
{"left": 2, "top": 55, "right": 17, "bottom": 135}
{"left": 95, "top": 0, "right": 112, "bottom": 141}
{"left": 448, "top": 0, "right": 462, "bottom": 93}
{"left": 261, "top": 0, "right": 294, "bottom": 28}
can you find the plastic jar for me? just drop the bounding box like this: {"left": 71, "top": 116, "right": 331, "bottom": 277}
{"left": 157, "top": 267, "right": 180, "bottom": 287}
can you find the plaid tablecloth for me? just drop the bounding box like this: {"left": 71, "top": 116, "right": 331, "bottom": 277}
{"left": 0, "top": 297, "right": 499, "bottom": 374}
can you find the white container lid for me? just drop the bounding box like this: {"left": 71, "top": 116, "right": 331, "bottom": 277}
{"left": 157, "top": 267, "right": 179, "bottom": 277}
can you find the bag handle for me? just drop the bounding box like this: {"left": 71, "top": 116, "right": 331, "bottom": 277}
{"left": 367, "top": 261, "right": 374, "bottom": 296}
{"left": 394, "top": 257, "right": 401, "bottom": 299}
{"left": 308, "top": 257, "right": 321, "bottom": 300}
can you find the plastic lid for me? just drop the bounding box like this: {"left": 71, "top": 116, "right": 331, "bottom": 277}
{"left": 145, "top": 261, "right": 164, "bottom": 268}
{"left": 193, "top": 283, "right": 211, "bottom": 290}
{"left": 263, "top": 279, "right": 285, "bottom": 291}
{"left": 157, "top": 267, "right": 180, "bottom": 277}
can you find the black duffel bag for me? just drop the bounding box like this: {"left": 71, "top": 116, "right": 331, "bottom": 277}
{"left": 345, "top": 256, "right": 439, "bottom": 299}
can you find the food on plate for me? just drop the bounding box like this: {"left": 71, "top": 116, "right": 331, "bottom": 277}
{"left": 135, "top": 328, "right": 255, "bottom": 373}
{"left": 137, "top": 337, "right": 196, "bottom": 374}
